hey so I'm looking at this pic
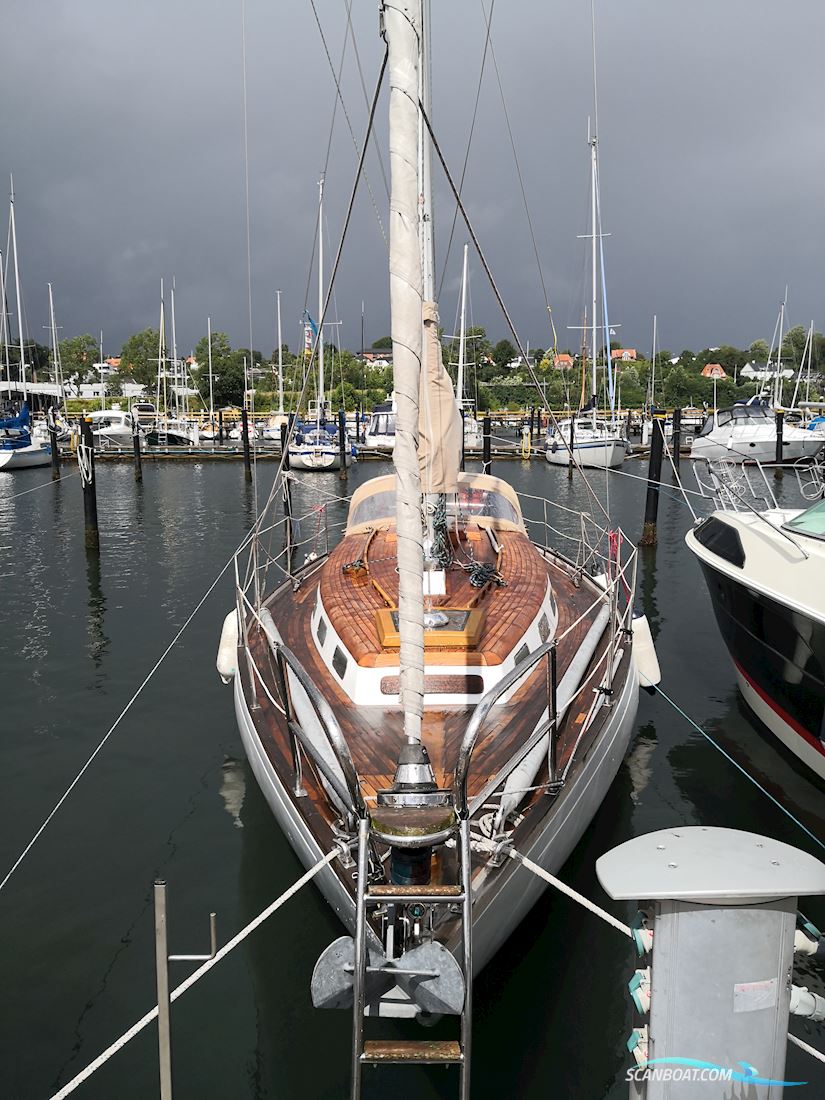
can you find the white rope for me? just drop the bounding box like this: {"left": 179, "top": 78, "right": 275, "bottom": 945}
{"left": 0, "top": 520, "right": 260, "bottom": 896}
{"left": 49, "top": 849, "right": 339, "bottom": 1099}
{"left": 76, "top": 440, "right": 93, "bottom": 486}
{"left": 787, "top": 1032, "right": 825, "bottom": 1065}
{"left": 0, "top": 468, "right": 78, "bottom": 499}
{"left": 507, "top": 847, "right": 632, "bottom": 937}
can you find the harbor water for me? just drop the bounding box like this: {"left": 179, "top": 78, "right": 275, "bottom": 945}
{"left": 1, "top": 455, "right": 824, "bottom": 1098}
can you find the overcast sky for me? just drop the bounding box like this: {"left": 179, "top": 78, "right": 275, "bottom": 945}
{"left": 2, "top": 0, "right": 823, "bottom": 362}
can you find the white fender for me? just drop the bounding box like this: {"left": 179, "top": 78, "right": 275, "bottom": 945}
{"left": 631, "top": 613, "right": 660, "bottom": 689}
{"left": 216, "top": 609, "right": 239, "bottom": 683}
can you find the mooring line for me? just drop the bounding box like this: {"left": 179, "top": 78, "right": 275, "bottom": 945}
{"left": 652, "top": 683, "right": 825, "bottom": 855}
{"left": 0, "top": 468, "right": 79, "bottom": 499}
{"left": 0, "top": 522, "right": 258, "bottom": 897}
{"left": 49, "top": 849, "right": 340, "bottom": 1099}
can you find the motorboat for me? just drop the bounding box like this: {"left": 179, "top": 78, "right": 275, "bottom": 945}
{"left": 690, "top": 400, "right": 824, "bottom": 464}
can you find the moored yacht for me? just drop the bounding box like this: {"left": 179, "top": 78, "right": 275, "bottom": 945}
{"left": 546, "top": 416, "right": 629, "bottom": 469}
{"left": 690, "top": 399, "right": 824, "bottom": 464}
{"left": 686, "top": 496, "right": 825, "bottom": 779}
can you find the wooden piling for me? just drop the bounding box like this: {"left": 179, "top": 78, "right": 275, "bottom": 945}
{"left": 338, "top": 408, "right": 348, "bottom": 480}
{"left": 639, "top": 417, "right": 664, "bottom": 546}
{"left": 47, "top": 406, "right": 61, "bottom": 480}
{"left": 80, "top": 418, "right": 99, "bottom": 550}
{"left": 132, "top": 411, "right": 143, "bottom": 483}
{"left": 672, "top": 407, "right": 682, "bottom": 478}
{"left": 482, "top": 415, "right": 491, "bottom": 475}
{"left": 774, "top": 410, "right": 784, "bottom": 478}
{"left": 241, "top": 408, "right": 252, "bottom": 482}
{"left": 218, "top": 409, "right": 224, "bottom": 444}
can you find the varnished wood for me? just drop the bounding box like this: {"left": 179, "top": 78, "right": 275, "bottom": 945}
{"left": 361, "top": 1040, "right": 463, "bottom": 1063}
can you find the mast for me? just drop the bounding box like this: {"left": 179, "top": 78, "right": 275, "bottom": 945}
{"left": 0, "top": 251, "right": 10, "bottom": 397}
{"left": 650, "top": 314, "right": 657, "bottom": 413}
{"left": 48, "top": 284, "right": 68, "bottom": 418}
{"left": 456, "top": 243, "right": 468, "bottom": 405}
{"left": 276, "top": 289, "right": 284, "bottom": 415}
{"left": 418, "top": 0, "right": 435, "bottom": 300}
{"left": 317, "top": 175, "right": 325, "bottom": 419}
{"left": 9, "top": 177, "right": 27, "bottom": 401}
{"left": 157, "top": 278, "right": 166, "bottom": 416}
{"left": 383, "top": 0, "right": 425, "bottom": 744}
{"left": 99, "top": 329, "right": 105, "bottom": 411}
{"left": 170, "top": 277, "right": 179, "bottom": 418}
{"left": 207, "top": 316, "right": 214, "bottom": 425}
{"left": 589, "top": 123, "right": 597, "bottom": 428}
{"left": 774, "top": 290, "right": 786, "bottom": 407}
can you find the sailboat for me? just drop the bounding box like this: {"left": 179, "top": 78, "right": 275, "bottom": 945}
{"left": 452, "top": 244, "right": 483, "bottom": 452}
{"left": 0, "top": 184, "right": 51, "bottom": 470}
{"left": 546, "top": 121, "right": 628, "bottom": 470}
{"left": 221, "top": 3, "right": 651, "bottom": 1088}
{"left": 289, "top": 178, "right": 356, "bottom": 472}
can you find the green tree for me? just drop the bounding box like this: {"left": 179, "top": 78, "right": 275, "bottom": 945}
{"left": 59, "top": 333, "right": 98, "bottom": 382}
{"left": 119, "top": 328, "right": 160, "bottom": 388}
{"left": 749, "top": 339, "right": 769, "bottom": 362}
{"left": 372, "top": 335, "right": 393, "bottom": 349}
{"left": 493, "top": 339, "right": 518, "bottom": 371}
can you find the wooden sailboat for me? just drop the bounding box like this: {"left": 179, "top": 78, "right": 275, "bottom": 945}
{"left": 222, "top": 2, "right": 651, "bottom": 1088}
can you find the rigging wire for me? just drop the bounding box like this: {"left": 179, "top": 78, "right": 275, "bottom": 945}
{"left": 420, "top": 100, "right": 611, "bottom": 524}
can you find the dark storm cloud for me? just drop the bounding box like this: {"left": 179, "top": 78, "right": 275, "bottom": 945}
{"left": 2, "top": 0, "right": 823, "bottom": 361}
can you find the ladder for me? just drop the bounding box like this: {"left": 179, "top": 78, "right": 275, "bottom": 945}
{"left": 349, "top": 814, "right": 473, "bottom": 1100}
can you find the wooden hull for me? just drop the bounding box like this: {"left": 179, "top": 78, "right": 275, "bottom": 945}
{"left": 232, "top": 538, "right": 639, "bottom": 978}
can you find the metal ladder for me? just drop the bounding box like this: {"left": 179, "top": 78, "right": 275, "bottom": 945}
{"left": 349, "top": 814, "right": 473, "bottom": 1100}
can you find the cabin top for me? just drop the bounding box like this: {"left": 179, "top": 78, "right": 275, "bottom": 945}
{"left": 346, "top": 472, "right": 526, "bottom": 536}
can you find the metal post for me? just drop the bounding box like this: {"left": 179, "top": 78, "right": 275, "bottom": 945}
{"left": 132, "top": 411, "right": 143, "bottom": 483}
{"left": 47, "top": 406, "right": 61, "bottom": 480}
{"left": 775, "top": 409, "right": 784, "bottom": 479}
{"left": 639, "top": 417, "right": 664, "bottom": 546}
{"left": 671, "top": 406, "right": 681, "bottom": 478}
{"left": 459, "top": 816, "right": 473, "bottom": 1100}
{"left": 568, "top": 416, "right": 575, "bottom": 481}
{"left": 547, "top": 642, "right": 558, "bottom": 783}
{"left": 153, "top": 881, "right": 174, "bottom": 1100}
{"left": 80, "top": 418, "right": 99, "bottom": 551}
{"left": 482, "top": 415, "right": 491, "bottom": 475}
{"left": 218, "top": 408, "right": 224, "bottom": 445}
{"left": 338, "top": 407, "right": 347, "bottom": 480}
{"left": 350, "top": 817, "right": 370, "bottom": 1100}
{"left": 460, "top": 407, "right": 466, "bottom": 472}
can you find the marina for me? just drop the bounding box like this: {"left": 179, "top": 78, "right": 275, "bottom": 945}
{"left": 2, "top": 455, "right": 825, "bottom": 1097}
{"left": 3, "top": 0, "right": 825, "bottom": 1096}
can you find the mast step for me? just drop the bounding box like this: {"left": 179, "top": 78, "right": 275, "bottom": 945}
{"left": 361, "top": 1040, "right": 462, "bottom": 1064}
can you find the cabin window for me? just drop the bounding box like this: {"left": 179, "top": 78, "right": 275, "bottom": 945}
{"left": 317, "top": 616, "right": 328, "bottom": 647}
{"left": 332, "top": 646, "right": 348, "bottom": 679}
{"left": 694, "top": 517, "right": 745, "bottom": 568}
{"left": 515, "top": 643, "right": 530, "bottom": 666}
{"left": 538, "top": 614, "right": 550, "bottom": 642}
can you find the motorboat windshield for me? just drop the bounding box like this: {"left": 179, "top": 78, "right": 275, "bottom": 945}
{"left": 782, "top": 498, "right": 825, "bottom": 541}
{"left": 698, "top": 404, "right": 771, "bottom": 436}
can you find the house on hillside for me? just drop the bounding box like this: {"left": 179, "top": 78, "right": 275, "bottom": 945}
{"left": 610, "top": 348, "right": 637, "bottom": 362}
{"left": 701, "top": 363, "right": 728, "bottom": 379}
{"left": 553, "top": 353, "right": 574, "bottom": 370}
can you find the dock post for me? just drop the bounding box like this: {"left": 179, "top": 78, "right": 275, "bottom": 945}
{"left": 338, "top": 407, "right": 348, "bottom": 480}
{"left": 774, "top": 410, "right": 784, "bottom": 478}
{"left": 131, "top": 411, "right": 143, "bottom": 483}
{"left": 568, "top": 416, "right": 575, "bottom": 481}
{"left": 79, "top": 418, "right": 99, "bottom": 551}
{"left": 47, "top": 406, "right": 61, "bottom": 480}
{"left": 482, "top": 415, "right": 491, "bottom": 475}
{"left": 671, "top": 407, "right": 681, "bottom": 478}
{"left": 241, "top": 407, "right": 252, "bottom": 482}
{"left": 153, "top": 881, "right": 174, "bottom": 1100}
{"left": 598, "top": 827, "right": 825, "bottom": 1100}
{"left": 218, "top": 409, "right": 224, "bottom": 445}
{"left": 639, "top": 417, "right": 664, "bottom": 546}
{"left": 279, "top": 422, "right": 289, "bottom": 468}
{"left": 460, "top": 408, "right": 466, "bottom": 472}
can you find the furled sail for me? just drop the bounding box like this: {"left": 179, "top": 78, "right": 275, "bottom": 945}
{"left": 419, "top": 300, "right": 461, "bottom": 495}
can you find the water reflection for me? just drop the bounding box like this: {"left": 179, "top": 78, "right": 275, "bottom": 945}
{"left": 85, "top": 548, "right": 108, "bottom": 669}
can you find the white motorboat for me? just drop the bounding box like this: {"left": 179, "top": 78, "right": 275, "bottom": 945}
{"left": 690, "top": 400, "right": 824, "bottom": 464}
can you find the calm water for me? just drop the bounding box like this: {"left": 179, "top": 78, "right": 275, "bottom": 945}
{"left": 1, "top": 454, "right": 824, "bottom": 1099}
